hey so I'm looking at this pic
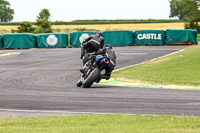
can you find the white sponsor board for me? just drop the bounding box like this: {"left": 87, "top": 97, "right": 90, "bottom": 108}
{"left": 46, "top": 35, "right": 58, "bottom": 46}
{"left": 137, "top": 34, "right": 162, "bottom": 40}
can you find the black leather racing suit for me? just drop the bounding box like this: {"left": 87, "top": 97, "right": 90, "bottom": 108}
{"left": 81, "top": 33, "right": 104, "bottom": 65}
{"left": 97, "top": 47, "right": 116, "bottom": 79}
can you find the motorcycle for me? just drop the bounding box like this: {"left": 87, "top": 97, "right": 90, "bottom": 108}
{"left": 77, "top": 52, "right": 111, "bottom": 88}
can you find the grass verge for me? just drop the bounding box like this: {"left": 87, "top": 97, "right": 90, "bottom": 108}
{"left": 0, "top": 114, "right": 200, "bottom": 133}
{"left": 112, "top": 45, "right": 200, "bottom": 86}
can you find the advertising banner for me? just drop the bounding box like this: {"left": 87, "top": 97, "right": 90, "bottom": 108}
{"left": 102, "top": 30, "right": 134, "bottom": 46}
{"left": 0, "top": 34, "right": 2, "bottom": 48}
{"left": 36, "top": 33, "right": 68, "bottom": 48}
{"left": 70, "top": 31, "right": 94, "bottom": 47}
{"left": 166, "top": 29, "right": 197, "bottom": 44}
{"left": 4, "top": 33, "right": 36, "bottom": 49}
{"left": 134, "top": 30, "right": 165, "bottom": 46}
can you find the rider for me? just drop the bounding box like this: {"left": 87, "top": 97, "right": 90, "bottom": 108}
{"left": 80, "top": 30, "right": 104, "bottom": 73}
{"left": 97, "top": 44, "right": 116, "bottom": 80}
{"left": 80, "top": 30, "right": 104, "bottom": 65}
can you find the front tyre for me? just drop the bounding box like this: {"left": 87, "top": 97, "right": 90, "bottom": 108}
{"left": 83, "top": 68, "right": 100, "bottom": 88}
{"left": 77, "top": 79, "right": 82, "bottom": 87}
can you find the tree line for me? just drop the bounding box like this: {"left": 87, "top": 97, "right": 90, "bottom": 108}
{"left": 169, "top": 0, "right": 200, "bottom": 31}
{"left": 0, "top": 19, "right": 183, "bottom": 26}
{"left": 52, "top": 19, "right": 183, "bottom": 25}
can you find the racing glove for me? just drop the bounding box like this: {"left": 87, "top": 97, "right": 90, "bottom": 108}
{"left": 96, "top": 49, "right": 105, "bottom": 54}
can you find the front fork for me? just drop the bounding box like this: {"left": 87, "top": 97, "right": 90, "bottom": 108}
{"left": 80, "top": 68, "right": 91, "bottom": 83}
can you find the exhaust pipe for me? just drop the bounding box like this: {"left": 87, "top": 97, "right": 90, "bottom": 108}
{"left": 100, "top": 58, "right": 109, "bottom": 66}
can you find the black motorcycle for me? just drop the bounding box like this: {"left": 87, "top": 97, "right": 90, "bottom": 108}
{"left": 77, "top": 53, "right": 111, "bottom": 88}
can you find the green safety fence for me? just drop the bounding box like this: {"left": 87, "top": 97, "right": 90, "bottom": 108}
{"left": 166, "top": 29, "right": 198, "bottom": 44}
{"left": 134, "top": 30, "right": 165, "bottom": 46}
{"left": 36, "top": 33, "right": 68, "bottom": 48}
{"left": 3, "top": 33, "right": 36, "bottom": 49}
{"left": 0, "top": 34, "right": 2, "bottom": 48}
{"left": 102, "top": 30, "right": 134, "bottom": 46}
{"left": 70, "top": 31, "right": 94, "bottom": 47}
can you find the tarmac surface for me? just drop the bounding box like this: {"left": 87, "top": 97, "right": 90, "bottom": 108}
{"left": 1, "top": 46, "right": 200, "bottom": 117}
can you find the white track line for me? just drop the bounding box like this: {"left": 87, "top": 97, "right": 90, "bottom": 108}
{"left": 0, "top": 52, "right": 20, "bottom": 57}
{"left": 0, "top": 109, "right": 95, "bottom": 114}
{"left": 120, "top": 53, "right": 147, "bottom": 55}
{"left": 0, "top": 109, "right": 120, "bottom": 115}
{"left": 0, "top": 109, "right": 190, "bottom": 117}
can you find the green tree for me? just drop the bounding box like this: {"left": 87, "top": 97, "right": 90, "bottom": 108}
{"left": 35, "top": 19, "right": 52, "bottom": 33}
{"left": 169, "top": 0, "right": 187, "bottom": 20}
{"left": 17, "top": 21, "right": 36, "bottom": 33}
{"left": 35, "top": 8, "right": 52, "bottom": 33}
{"left": 169, "top": 0, "right": 200, "bottom": 31}
{"left": 0, "top": 0, "right": 14, "bottom": 22}
{"left": 183, "top": 0, "right": 200, "bottom": 30}
{"left": 37, "top": 8, "right": 51, "bottom": 20}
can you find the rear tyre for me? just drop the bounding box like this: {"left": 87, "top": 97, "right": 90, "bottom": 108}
{"left": 83, "top": 68, "right": 100, "bottom": 88}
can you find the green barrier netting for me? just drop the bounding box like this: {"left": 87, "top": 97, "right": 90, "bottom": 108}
{"left": 36, "top": 33, "right": 68, "bottom": 48}
{"left": 0, "top": 34, "right": 2, "bottom": 48}
{"left": 3, "top": 33, "right": 36, "bottom": 49}
{"left": 134, "top": 30, "right": 165, "bottom": 46}
{"left": 70, "top": 31, "right": 94, "bottom": 47}
{"left": 166, "top": 29, "right": 198, "bottom": 44}
{"left": 102, "top": 30, "right": 133, "bottom": 46}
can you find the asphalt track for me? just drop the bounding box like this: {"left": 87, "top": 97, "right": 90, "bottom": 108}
{"left": 1, "top": 46, "right": 200, "bottom": 117}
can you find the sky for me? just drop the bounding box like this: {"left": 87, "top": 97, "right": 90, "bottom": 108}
{"left": 7, "top": 0, "right": 173, "bottom": 22}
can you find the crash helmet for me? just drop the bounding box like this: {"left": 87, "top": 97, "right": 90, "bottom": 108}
{"left": 94, "top": 30, "right": 101, "bottom": 35}
{"left": 103, "top": 44, "right": 112, "bottom": 50}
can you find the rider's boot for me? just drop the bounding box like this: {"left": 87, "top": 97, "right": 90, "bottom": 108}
{"left": 80, "top": 62, "right": 90, "bottom": 73}
{"left": 95, "top": 76, "right": 101, "bottom": 83}
{"left": 79, "top": 68, "right": 85, "bottom": 73}
{"left": 101, "top": 73, "right": 110, "bottom": 80}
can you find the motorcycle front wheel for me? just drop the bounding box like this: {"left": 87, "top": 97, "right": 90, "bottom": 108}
{"left": 83, "top": 68, "right": 100, "bottom": 88}
{"left": 77, "top": 79, "right": 82, "bottom": 87}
